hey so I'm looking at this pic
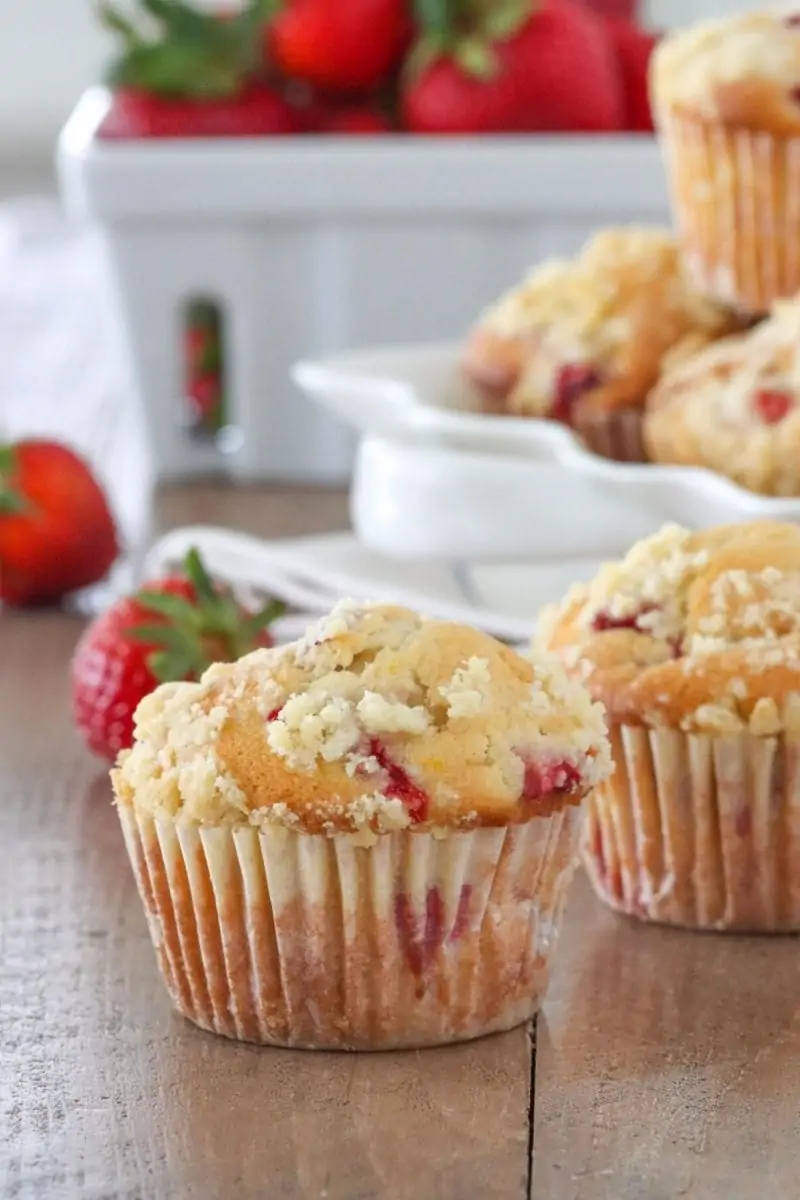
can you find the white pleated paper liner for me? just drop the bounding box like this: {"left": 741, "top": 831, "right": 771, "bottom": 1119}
{"left": 119, "top": 804, "right": 582, "bottom": 1049}
{"left": 583, "top": 724, "right": 800, "bottom": 932}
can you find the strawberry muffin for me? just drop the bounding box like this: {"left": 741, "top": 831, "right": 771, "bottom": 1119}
{"left": 112, "top": 600, "right": 611, "bottom": 1049}
{"left": 462, "top": 227, "right": 741, "bottom": 462}
{"left": 645, "top": 298, "right": 800, "bottom": 496}
{"left": 538, "top": 521, "right": 800, "bottom": 932}
{"left": 652, "top": 10, "right": 800, "bottom": 314}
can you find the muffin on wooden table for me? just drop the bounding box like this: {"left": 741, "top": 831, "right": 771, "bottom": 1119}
{"left": 462, "top": 227, "right": 741, "bottom": 462}
{"left": 652, "top": 10, "right": 800, "bottom": 314}
{"left": 112, "top": 600, "right": 611, "bottom": 1049}
{"left": 537, "top": 521, "right": 800, "bottom": 932}
{"left": 646, "top": 298, "right": 800, "bottom": 496}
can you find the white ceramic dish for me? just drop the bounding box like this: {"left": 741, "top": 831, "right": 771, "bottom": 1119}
{"left": 293, "top": 343, "right": 800, "bottom": 561}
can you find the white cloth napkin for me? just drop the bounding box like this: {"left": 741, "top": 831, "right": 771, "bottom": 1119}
{"left": 145, "top": 524, "right": 607, "bottom": 644}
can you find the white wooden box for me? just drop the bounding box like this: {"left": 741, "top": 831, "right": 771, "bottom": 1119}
{"left": 57, "top": 88, "right": 669, "bottom": 484}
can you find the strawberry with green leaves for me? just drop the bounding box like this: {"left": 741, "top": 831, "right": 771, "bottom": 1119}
{"left": 71, "top": 548, "right": 285, "bottom": 759}
{"left": 99, "top": 0, "right": 300, "bottom": 138}
{"left": 402, "top": 0, "right": 623, "bottom": 135}
{"left": 0, "top": 440, "right": 119, "bottom": 608}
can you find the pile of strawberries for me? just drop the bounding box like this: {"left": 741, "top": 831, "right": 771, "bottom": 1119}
{"left": 98, "top": 0, "right": 658, "bottom": 139}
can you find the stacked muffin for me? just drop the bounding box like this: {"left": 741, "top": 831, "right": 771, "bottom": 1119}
{"left": 653, "top": 10, "right": 800, "bottom": 316}
{"left": 463, "top": 227, "right": 745, "bottom": 463}
{"left": 465, "top": 8, "right": 800, "bottom": 495}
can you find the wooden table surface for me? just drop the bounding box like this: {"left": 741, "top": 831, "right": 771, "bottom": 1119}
{"left": 4, "top": 485, "right": 800, "bottom": 1200}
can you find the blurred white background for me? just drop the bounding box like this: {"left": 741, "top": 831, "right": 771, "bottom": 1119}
{"left": 0, "top": 0, "right": 771, "bottom": 197}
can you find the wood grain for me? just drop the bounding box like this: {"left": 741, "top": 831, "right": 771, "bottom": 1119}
{"left": 1, "top": 486, "right": 531, "bottom": 1200}
{"left": 535, "top": 877, "right": 800, "bottom": 1199}
{"left": 6, "top": 483, "right": 800, "bottom": 1200}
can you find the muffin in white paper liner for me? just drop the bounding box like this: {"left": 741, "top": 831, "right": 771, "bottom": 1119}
{"left": 118, "top": 806, "right": 582, "bottom": 1050}
{"left": 661, "top": 111, "right": 800, "bottom": 317}
{"left": 582, "top": 724, "right": 800, "bottom": 933}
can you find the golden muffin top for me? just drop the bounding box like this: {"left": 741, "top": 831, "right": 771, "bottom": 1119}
{"left": 537, "top": 521, "right": 800, "bottom": 735}
{"left": 652, "top": 11, "right": 800, "bottom": 132}
{"left": 113, "top": 600, "right": 611, "bottom": 840}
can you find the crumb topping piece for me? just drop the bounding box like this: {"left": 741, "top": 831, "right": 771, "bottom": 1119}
{"left": 538, "top": 521, "right": 800, "bottom": 735}
{"left": 113, "top": 601, "right": 612, "bottom": 836}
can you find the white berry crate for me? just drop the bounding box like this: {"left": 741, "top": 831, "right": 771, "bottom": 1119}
{"left": 57, "top": 88, "right": 669, "bottom": 485}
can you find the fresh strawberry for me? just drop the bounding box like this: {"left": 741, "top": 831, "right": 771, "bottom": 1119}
{"left": 402, "top": 0, "right": 623, "bottom": 135}
{"left": 285, "top": 84, "right": 395, "bottom": 133}
{"left": 602, "top": 15, "right": 659, "bottom": 132}
{"left": 71, "top": 548, "right": 285, "bottom": 759}
{"left": 98, "top": 0, "right": 300, "bottom": 138}
{"left": 575, "top": 0, "right": 638, "bottom": 17}
{"left": 268, "top": 0, "right": 412, "bottom": 93}
{"left": 100, "top": 82, "right": 300, "bottom": 137}
{"left": 317, "top": 106, "right": 394, "bottom": 133}
{"left": 0, "top": 441, "right": 119, "bottom": 608}
{"left": 184, "top": 301, "right": 223, "bottom": 374}
{"left": 187, "top": 374, "right": 223, "bottom": 424}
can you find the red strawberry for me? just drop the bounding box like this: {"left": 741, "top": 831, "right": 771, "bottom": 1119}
{"left": 591, "top": 603, "right": 656, "bottom": 632}
{"left": 402, "top": 0, "right": 623, "bottom": 135}
{"left": 184, "top": 301, "right": 223, "bottom": 374}
{"left": 369, "top": 737, "right": 429, "bottom": 822}
{"left": 100, "top": 83, "right": 300, "bottom": 138}
{"left": 187, "top": 375, "right": 223, "bottom": 424}
{"left": 268, "top": 0, "right": 412, "bottom": 93}
{"left": 550, "top": 362, "right": 603, "bottom": 424}
{"left": 98, "top": 0, "right": 300, "bottom": 139}
{"left": 602, "top": 16, "right": 659, "bottom": 132}
{"left": 71, "top": 548, "right": 285, "bottom": 759}
{"left": 753, "top": 389, "right": 793, "bottom": 425}
{"left": 0, "top": 441, "right": 119, "bottom": 608}
{"left": 522, "top": 757, "right": 583, "bottom": 803}
{"left": 575, "top": 0, "right": 638, "bottom": 17}
{"left": 285, "top": 85, "right": 394, "bottom": 133}
{"left": 317, "top": 107, "right": 394, "bottom": 134}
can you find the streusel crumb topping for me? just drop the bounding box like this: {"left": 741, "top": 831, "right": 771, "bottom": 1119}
{"left": 112, "top": 601, "right": 611, "bottom": 837}
{"left": 463, "top": 227, "right": 739, "bottom": 422}
{"left": 645, "top": 300, "right": 800, "bottom": 496}
{"left": 537, "top": 521, "right": 800, "bottom": 735}
{"left": 652, "top": 11, "right": 800, "bottom": 129}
